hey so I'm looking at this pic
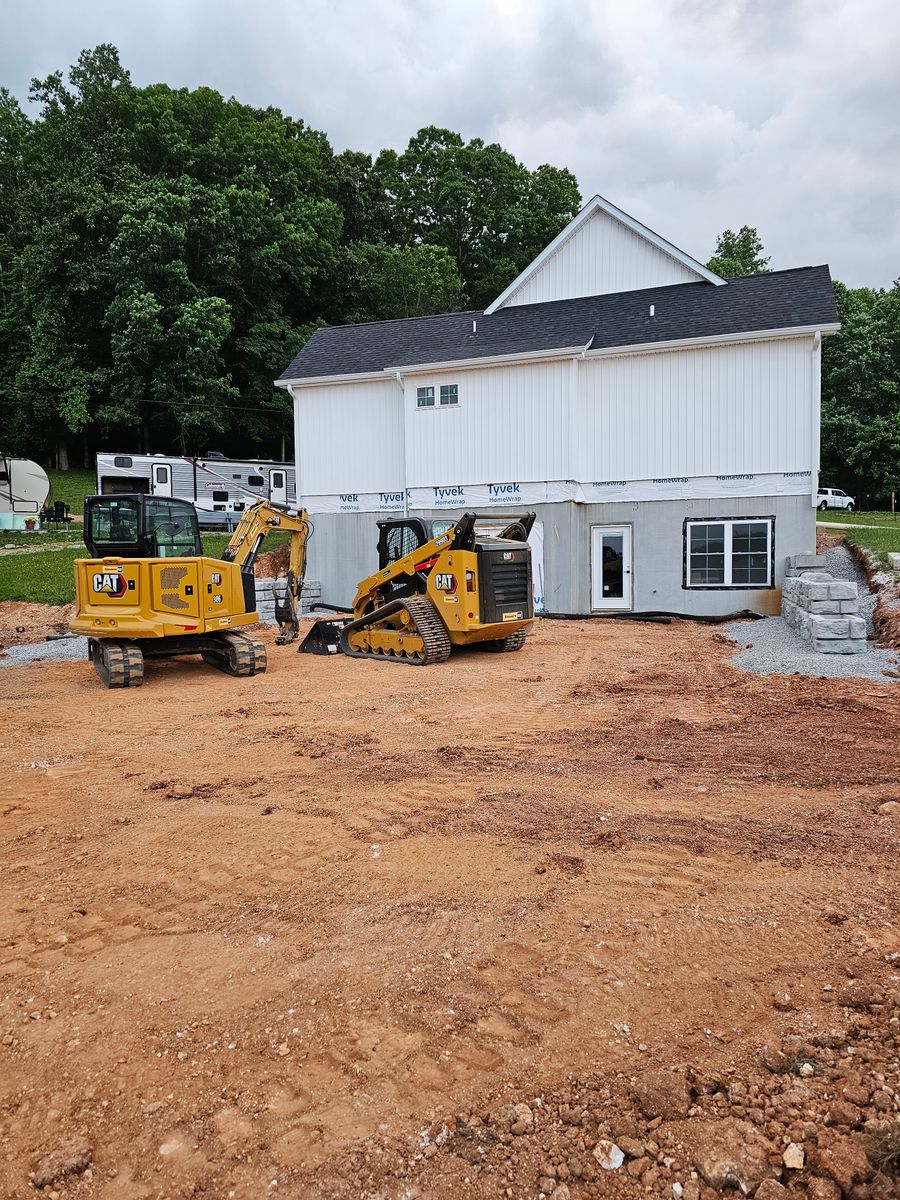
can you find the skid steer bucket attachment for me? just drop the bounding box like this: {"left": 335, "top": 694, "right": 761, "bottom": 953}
{"left": 298, "top": 617, "right": 349, "bottom": 655}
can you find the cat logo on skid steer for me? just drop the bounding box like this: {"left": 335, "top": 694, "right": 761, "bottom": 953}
{"left": 92, "top": 571, "right": 128, "bottom": 598}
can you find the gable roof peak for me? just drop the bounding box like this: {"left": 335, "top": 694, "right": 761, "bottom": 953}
{"left": 484, "top": 193, "right": 726, "bottom": 315}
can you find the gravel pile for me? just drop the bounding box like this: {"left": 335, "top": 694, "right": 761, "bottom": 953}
{"left": 0, "top": 636, "right": 88, "bottom": 667}
{"left": 822, "top": 544, "right": 877, "bottom": 635}
{"left": 724, "top": 617, "right": 899, "bottom": 683}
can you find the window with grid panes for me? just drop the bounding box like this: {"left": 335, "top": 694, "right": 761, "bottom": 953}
{"left": 685, "top": 518, "right": 773, "bottom": 587}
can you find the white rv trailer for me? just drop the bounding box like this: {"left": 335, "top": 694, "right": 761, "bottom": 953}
{"left": 95, "top": 453, "right": 297, "bottom": 527}
{"left": 0, "top": 457, "right": 50, "bottom": 530}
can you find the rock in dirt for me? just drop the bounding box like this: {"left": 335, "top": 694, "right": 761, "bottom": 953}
{"left": 754, "top": 1183, "right": 789, "bottom": 1200}
{"left": 693, "top": 1120, "right": 777, "bottom": 1194}
{"left": 32, "top": 1138, "right": 91, "bottom": 1188}
{"left": 633, "top": 1069, "right": 692, "bottom": 1120}
{"left": 549, "top": 1186, "right": 570, "bottom": 1200}
{"left": 810, "top": 1137, "right": 872, "bottom": 1192}
{"left": 782, "top": 1142, "right": 805, "bottom": 1170}
{"left": 592, "top": 1139, "right": 625, "bottom": 1170}
{"left": 500, "top": 1102, "right": 534, "bottom": 1135}
{"left": 877, "top": 800, "right": 900, "bottom": 815}
{"left": 806, "top": 1179, "right": 842, "bottom": 1200}
{"left": 835, "top": 980, "right": 883, "bottom": 1010}
{"left": 759, "top": 1043, "right": 789, "bottom": 1073}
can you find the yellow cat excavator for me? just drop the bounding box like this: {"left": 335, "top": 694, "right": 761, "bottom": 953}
{"left": 300, "top": 511, "right": 535, "bottom": 665}
{"left": 70, "top": 493, "right": 310, "bottom": 687}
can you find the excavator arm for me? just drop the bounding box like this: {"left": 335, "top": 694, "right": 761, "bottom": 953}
{"left": 221, "top": 500, "right": 311, "bottom": 644}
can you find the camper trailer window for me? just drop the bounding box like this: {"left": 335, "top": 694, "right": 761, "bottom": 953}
{"left": 248, "top": 474, "right": 264, "bottom": 487}
{"left": 92, "top": 498, "right": 139, "bottom": 545}
{"left": 213, "top": 491, "right": 228, "bottom": 502}
{"left": 113, "top": 456, "right": 133, "bottom": 469}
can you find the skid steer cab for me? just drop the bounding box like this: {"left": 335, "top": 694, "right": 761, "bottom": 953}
{"left": 71, "top": 493, "right": 311, "bottom": 688}
{"left": 300, "top": 511, "right": 536, "bottom": 666}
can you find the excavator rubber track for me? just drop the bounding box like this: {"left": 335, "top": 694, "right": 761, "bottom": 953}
{"left": 89, "top": 638, "right": 145, "bottom": 689}
{"left": 339, "top": 596, "right": 452, "bottom": 666}
{"left": 201, "top": 632, "right": 268, "bottom": 677}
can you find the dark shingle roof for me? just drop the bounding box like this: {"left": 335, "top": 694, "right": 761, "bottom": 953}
{"left": 277, "top": 266, "right": 838, "bottom": 382}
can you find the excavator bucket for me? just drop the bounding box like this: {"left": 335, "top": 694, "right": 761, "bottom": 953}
{"left": 298, "top": 616, "right": 348, "bottom": 656}
{"left": 272, "top": 573, "right": 300, "bottom": 646}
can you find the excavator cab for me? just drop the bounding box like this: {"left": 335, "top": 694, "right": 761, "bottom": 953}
{"left": 84, "top": 494, "right": 202, "bottom": 559}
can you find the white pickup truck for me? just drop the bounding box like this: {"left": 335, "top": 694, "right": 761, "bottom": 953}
{"left": 816, "top": 487, "right": 855, "bottom": 511}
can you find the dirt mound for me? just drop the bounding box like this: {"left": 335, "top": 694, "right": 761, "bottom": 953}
{"left": 254, "top": 542, "right": 291, "bottom": 578}
{"left": 0, "top": 599, "right": 72, "bottom": 651}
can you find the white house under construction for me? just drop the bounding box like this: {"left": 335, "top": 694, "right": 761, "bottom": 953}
{"left": 276, "top": 195, "right": 839, "bottom": 615}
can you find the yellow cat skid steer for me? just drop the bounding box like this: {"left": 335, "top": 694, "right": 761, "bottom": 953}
{"left": 300, "top": 511, "right": 535, "bottom": 665}
{"left": 70, "top": 493, "right": 310, "bottom": 687}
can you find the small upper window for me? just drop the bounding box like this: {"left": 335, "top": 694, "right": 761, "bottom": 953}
{"left": 440, "top": 384, "right": 459, "bottom": 406}
{"left": 154, "top": 466, "right": 168, "bottom": 484}
{"left": 232, "top": 473, "right": 242, "bottom": 479}
{"left": 416, "top": 386, "right": 435, "bottom": 408}
{"left": 248, "top": 474, "right": 264, "bottom": 487}
{"left": 114, "top": 456, "right": 133, "bottom": 469}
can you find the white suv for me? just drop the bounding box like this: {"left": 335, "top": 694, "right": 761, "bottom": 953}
{"left": 817, "top": 487, "right": 855, "bottom": 511}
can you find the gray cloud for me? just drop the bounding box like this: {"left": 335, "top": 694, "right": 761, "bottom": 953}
{"left": 3, "top": 0, "right": 899, "bottom": 287}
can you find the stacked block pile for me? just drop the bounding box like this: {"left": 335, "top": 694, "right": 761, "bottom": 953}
{"left": 781, "top": 554, "right": 867, "bottom": 654}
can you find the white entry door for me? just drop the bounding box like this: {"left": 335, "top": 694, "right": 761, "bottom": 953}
{"left": 591, "top": 525, "right": 632, "bottom": 610}
{"left": 269, "top": 469, "right": 287, "bottom": 506}
{"left": 151, "top": 463, "right": 172, "bottom": 496}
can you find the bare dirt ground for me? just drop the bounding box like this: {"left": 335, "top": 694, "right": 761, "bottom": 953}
{"left": 1, "top": 618, "right": 899, "bottom": 1200}
{"left": 0, "top": 601, "right": 73, "bottom": 650}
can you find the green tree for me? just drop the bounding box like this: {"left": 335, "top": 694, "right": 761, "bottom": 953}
{"left": 374, "top": 127, "right": 580, "bottom": 309}
{"left": 821, "top": 280, "right": 900, "bottom": 505}
{"left": 706, "top": 225, "right": 770, "bottom": 277}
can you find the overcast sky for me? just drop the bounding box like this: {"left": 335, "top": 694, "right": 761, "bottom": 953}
{"left": 5, "top": 0, "right": 899, "bottom": 288}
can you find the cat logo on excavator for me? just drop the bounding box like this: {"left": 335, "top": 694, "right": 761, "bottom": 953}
{"left": 92, "top": 571, "right": 128, "bottom": 597}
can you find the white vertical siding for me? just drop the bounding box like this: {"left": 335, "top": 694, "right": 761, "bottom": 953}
{"left": 290, "top": 335, "right": 817, "bottom": 495}
{"left": 504, "top": 210, "right": 702, "bottom": 307}
{"left": 293, "top": 379, "right": 403, "bottom": 495}
{"left": 403, "top": 360, "right": 570, "bottom": 487}
{"left": 575, "top": 337, "right": 815, "bottom": 480}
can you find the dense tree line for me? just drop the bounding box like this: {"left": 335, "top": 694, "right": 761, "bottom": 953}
{"left": 706, "top": 231, "right": 900, "bottom": 508}
{"left": 1, "top": 47, "right": 897, "bottom": 504}
{"left": 0, "top": 46, "right": 579, "bottom": 464}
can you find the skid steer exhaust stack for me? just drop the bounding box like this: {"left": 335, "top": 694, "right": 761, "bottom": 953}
{"left": 298, "top": 617, "right": 349, "bottom": 655}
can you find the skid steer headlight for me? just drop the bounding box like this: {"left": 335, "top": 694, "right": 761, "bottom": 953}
{"left": 465, "top": 570, "right": 475, "bottom": 592}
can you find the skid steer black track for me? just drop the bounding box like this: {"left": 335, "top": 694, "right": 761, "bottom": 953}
{"left": 201, "top": 632, "right": 268, "bottom": 677}
{"left": 481, "top": 630, "right": 528, "bottom": 652}
{"left": 90, "top": 638, "right": 145, "bottom": 688}
{"left": 340, "top": 596, "right": 452, "bottom": 665}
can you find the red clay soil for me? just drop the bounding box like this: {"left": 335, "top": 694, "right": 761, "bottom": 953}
{"left": 0, "top": 600, "right": 73, "bottom": 651}
{"left": 1, "top": 618, "right": 898, "bottom": 1199}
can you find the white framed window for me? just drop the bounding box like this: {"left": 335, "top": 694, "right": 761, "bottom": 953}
{"left": 440, "top": 383, "right": 459, "bottom": 406}
{"left": 416, "top": 386, "right": 435, "bottom": 408}
{"left": 684, "top": 517, "right": 774, "bottom": 589}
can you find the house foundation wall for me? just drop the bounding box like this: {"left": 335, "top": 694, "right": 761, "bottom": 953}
{"left": 304, "top": 495, "right": 815, "bottom": 618}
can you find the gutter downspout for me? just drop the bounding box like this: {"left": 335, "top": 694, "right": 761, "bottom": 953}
{"left": 811, "top": 331, "right": 821, "bottom": 510}
{"left": 395, "top": 372, "right": 408, "bottom": 516}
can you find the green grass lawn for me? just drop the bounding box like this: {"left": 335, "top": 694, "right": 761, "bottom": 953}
{"left": 46, "top": 468, "right": 96, "bottom": 517}
{"left": 816, "top": 509, "right": 900, "bottom": 527}
{"left": 0, "top": 531, "right": 289, "bottom": 606}
{"left": 837, "top": 525, "right": 900, "bottom": 570}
